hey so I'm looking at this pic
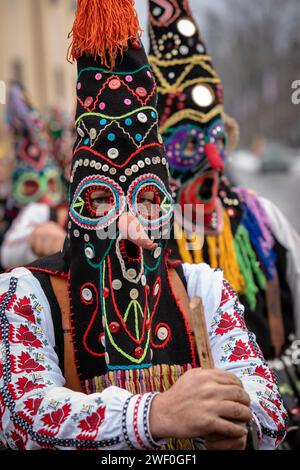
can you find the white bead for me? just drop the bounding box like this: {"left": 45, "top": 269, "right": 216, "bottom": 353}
{"left": 141, "top": 275, "right": 147, "bottom": 286}
{"left": 154, "top": 283, "right": 160, "bottom": 296}
{"left": 153, "top": 247, "right": 162, "bottom": 259}
{"left": 89, "top": 128, "right": 97, "bottom": 139}
{"left": 179, "top": 45, "right": 189, "bottom": 55}
{"left": 105, "top": 352, "right": 110, "bottom": 364}
{"left": 77, "top": 127, "right": 85, "bottom": 137}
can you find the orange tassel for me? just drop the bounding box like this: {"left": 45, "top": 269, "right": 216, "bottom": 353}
{"left": 68, "top": 0, "right": 142, "bottom": 69}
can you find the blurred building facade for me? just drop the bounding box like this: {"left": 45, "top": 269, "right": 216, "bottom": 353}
{"left": 0, "top": 0, "right": 77, "bottom": 132}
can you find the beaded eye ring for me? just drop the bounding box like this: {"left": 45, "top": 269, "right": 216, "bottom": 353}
{"left": 70, "top": 175, "right": 126, "bottom": 230}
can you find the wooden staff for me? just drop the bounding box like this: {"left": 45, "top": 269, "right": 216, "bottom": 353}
{"left": 189, "top": 296, "right": 214, "bottom": 369}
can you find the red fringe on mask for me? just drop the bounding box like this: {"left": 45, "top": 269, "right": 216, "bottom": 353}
{"left": 68, "top": 0, "right": 142, "bottom": 69}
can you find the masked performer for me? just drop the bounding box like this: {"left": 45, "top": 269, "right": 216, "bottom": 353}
{"left": 0, "top": 0, "right": 287, "bottom": 451}
{"left": 0, "top": 139, "right": 16, "bottom": 273}
{"left": 1, "top": 84, "right": 68, "bottom": 269}
{"left": 147, "top": 0, "right": 300, "bottom": 360}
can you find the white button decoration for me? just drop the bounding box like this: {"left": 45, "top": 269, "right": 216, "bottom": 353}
{"left": 127, "top": 268, "right": 137, "bottom": 279}
{"left": 141, "top": 275, "right": 147, "bottom": 286}
{"left": 153, "top": 247, "right": 162, "bottom": 259}
{"left": 82, "top": 288, "right": 93, "bottom": 302}
{"left": 157, "top": 326, "right": 169, "bottom": 341}
{"left": 108, "top": 148, "right": 119, "bottom": 159}
{"left": 112, "top": 279, "right": 122, "bottom": 290}
{"left": 85, "top": 247, "right": 95, "bottom": 259}
{"left": 177, "top": 18, "right": 197, "bottom": 37}
{"left": 137, "top": 112, "right": 148, "bottom": 123}
{"left": 130, "top": 289, "right": 139, "bottom": 300}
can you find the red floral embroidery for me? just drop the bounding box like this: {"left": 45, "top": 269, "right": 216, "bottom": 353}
{"left": 76, "top": 406, "right": 106, "bottom": 440}
{"left": 13, "top": 296, "right": 35, "bottom": 324}
{"left": 18, "top": 397, "right": 43, "bottom": 425}
{"left": 253, "top": 365, "right": 274, "bottom": 383}
{"left": 229, "top": 340, "right": 256, "bottom": 362}
{"left": 220, "top": 282, "right": 236, "bottom": 307}
{"left": 215, "top": 312, "right": 237, "bottom": 336}
{"left": 9, "top": 324, "right": 43, "bottom": 348}
{"left": 39, "top": 404, "right": 71, "bottom": 437}
{"left": 10, "top": 424, "right": 28, "bottom": 450}
{"left": 8, "top": 377, "right": 45, "bottom": 400}
{"left": 11, "top": 352, "right": 45, "bottom": 374}
{"left": 260, "top": 400, "right": 280, "bottom": 424}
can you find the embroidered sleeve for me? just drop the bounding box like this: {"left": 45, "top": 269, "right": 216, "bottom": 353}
{"left": 209, "top": 279, "right": 288, "bottom": 450}
{"left": 0, "top": 272, "right": 158, "bottom": 450}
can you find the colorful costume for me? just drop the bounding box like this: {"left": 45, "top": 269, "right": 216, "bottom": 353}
{"left": 7, "top": 83, "right": 64, "bottom": 208}
{"left": 0, "top": 0, "right": 287, "bottom": 450}
{"left": 1, "top": 85, "right": 67, "bottom": 269}
{"left": 147, "top": 0, "right": 299, "bottom": 359}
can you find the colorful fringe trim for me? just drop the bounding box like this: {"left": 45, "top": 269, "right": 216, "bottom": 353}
{"left": 84, "top": 363, "right": 194, "bottom": 450}
{"left": 206, "top": 210, "right": 245, "bottom": 293}
{"left": 234, "top": 224, "right": 267, "bottom": 310}
{"left": 85, "top": 363, "right": 193, "bottom": 395}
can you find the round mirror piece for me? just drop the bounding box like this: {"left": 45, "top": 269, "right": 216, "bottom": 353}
{"left": 177, "top": 18, "right": 196, "bottom": 37}
{"left": 192, "top": 84, "right": 215, "bottom": 108}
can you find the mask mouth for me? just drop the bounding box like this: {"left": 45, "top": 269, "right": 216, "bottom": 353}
{"left": 198, "top": 176, "right": 214, "bottom": 202}
{"left": 119, "top": 238, "right": 142, "bottom": 263}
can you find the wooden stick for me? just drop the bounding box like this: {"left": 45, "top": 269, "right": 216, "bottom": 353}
{"left": 190, "top": 296, "right": 214, "bottom": 369}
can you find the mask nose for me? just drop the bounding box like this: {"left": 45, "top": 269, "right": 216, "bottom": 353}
{"left": 118, "top": 212, "right": 157, "bottom": 251}
{"left": 204, "top": 142, "right": 224, "bottom": 172}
